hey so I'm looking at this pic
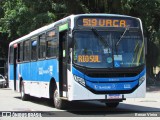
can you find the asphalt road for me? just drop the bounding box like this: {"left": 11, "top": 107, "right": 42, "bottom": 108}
{"left": 0, "top": 87, "right": 160, "bottom": 118}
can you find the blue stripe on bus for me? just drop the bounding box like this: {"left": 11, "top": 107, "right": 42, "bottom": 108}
{"left": 86, "top": 80, "right": 138, "bottom": 91}
{"left": 72, "top": 67, "right": 146, "bottom": 91}
{"left": 9, "top": 59, "right": 59, "bottom": 82}
{"left": 9, "top": 65, "right": 14, "bottom": 80}
{"left": 72, "top": 67, "right": 145, "bottom": 82}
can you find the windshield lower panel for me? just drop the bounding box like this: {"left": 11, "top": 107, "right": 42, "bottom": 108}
{"left": 73, "top": 30, "right": 145, "bottom": 68}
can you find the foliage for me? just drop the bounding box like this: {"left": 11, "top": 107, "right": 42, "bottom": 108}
{"left": 0, "top": 0, "right": 56, "bottom": 39}
{"left": 0, "top": 0, "right": 160, "bottom": 74}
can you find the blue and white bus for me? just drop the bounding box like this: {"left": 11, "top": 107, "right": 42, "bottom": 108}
{"left": 8, "top": 14, "right": 146, "bottom": 109}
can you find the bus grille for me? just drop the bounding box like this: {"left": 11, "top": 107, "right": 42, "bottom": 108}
{"left": 86, "top": 72, "right": 138, "bottom": 78}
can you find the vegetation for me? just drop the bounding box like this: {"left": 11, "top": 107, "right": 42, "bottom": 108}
{"left": 0, "top": 0, "right": 160, "bottom": 76}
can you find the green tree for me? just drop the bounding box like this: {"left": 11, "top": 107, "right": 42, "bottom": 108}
{"left": 0, "top": 0, "right": 56, "bottom": 39}
{"left": 0, "top": 0, "right": 160, "bottom": 76}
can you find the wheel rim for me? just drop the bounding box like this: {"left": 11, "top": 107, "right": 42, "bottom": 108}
{"left": 21, "top": 83, "right": 24, "bottom": 98}
{"left": 54, "top": 90, "right": 60, "bottom": 106}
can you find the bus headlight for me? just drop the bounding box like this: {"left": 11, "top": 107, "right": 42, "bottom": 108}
{"left": 74, "top": 75, "right": 85, "bottom": 86}
{"left": 139, "top": 75, "right": 145, "bottom": 85}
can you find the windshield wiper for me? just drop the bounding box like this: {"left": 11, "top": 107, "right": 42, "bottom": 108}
{"left": 91, "top": 27, "right": 110, "bottom": 48}
{"left": 116, "top": 26, "right": 130, "bottom": 46}
{"left": 115, "top": 26, "right": 130, "bottom": 54}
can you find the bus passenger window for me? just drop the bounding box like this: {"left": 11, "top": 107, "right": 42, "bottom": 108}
{"left": 39, "top": 34, "right": 46, "bottom": 59}
{"left": 46, "top": 30, "right": 57, "bottom": 58}
{"left": 20, "top": 42, "right": 23, "bottom": 62}
{"left": 9, "top": 46, "right": 14, "bottom": 64}
{"left": 31, "top": 39, "right": 37, "bottom": 61}
{"left": 17, "top": 44, "right": 20, "bottom": 62}
{"left": 24, "top": 40, "right": 30, "bottom": 61}
{"left": 46, "top": 40, "right": 54, "bottom": 57}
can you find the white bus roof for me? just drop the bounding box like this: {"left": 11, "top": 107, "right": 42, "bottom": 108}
{"left": 9, "top": 14, "right": 139, "bottom": 46}
{"left": 9, "top": 15, "right": 74, "bottom": 46}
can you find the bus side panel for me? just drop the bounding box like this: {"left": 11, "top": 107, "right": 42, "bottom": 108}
{"left": 36, "top": 59, "right": 59, "bottom": 98}
{"left": 9, "top": 64, "right": 14, "bottom": 90}
{"left": 30, "top": 61, "right": 39, "bottom": 97}
{"left": 17, "top": 59, "right": 59, "bottom": 98}
{"left": 21, "top": 62, "right": 31, "bottom": 94}
{"left": 30, "top": 62, "right": 38, "bottom": 81}
{"left": 16, "top": 64, "right": 21, "bottom": 92}
{"left": 37, "top": 60, "right": 49, "bottom": 98}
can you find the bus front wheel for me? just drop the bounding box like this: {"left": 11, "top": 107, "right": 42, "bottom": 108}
{"left": 53, "top": 88, "right": 66, "bottom": 109}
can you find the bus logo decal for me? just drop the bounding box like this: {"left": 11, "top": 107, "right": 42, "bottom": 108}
{"left": 38, "top": 66, "right": 53, "bottom": 75}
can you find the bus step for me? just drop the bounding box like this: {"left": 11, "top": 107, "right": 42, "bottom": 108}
{"left": 60, "top": 97, "right": 68, "bottom": 100}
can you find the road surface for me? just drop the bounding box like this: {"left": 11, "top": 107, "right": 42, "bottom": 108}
{"left": 0, "top": 87, "right": 160, "bottom": 119}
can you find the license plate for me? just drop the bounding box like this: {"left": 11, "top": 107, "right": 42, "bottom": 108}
{"left": 107, "top": 94, "right": 122, "bottom": 99}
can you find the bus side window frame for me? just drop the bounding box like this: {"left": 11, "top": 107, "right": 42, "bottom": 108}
{"left": 38, "top": 33, "right": 46, "bottom": 60}
{"left": 19, "top": 42, "right": 23, "bottom": 62}
{"left": 16, "top": 43, "right": 21, "bottom": 63}
{"left": 31, "top": 36, "right": 38, "bottom": 61}
{"left": 23, "top": 39, "right": 31, "bottom": 62}
{"left": 46, "top": 29, "right": 57, "bottom": 59}
{"left": 9, "top": 45, "right": 14, "bottom": 64}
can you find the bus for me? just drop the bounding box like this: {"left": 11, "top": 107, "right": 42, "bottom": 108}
{"left": 8, "top": 14, "right": 146, "bottom": 109}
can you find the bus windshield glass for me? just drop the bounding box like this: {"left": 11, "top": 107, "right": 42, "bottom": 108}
{"left": 73, "top": 30, "right": 145, "bottom": 68}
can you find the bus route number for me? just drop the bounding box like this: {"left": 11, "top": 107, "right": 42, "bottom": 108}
{"left": 83, "top": 18, "right": 126, "bottom": 27}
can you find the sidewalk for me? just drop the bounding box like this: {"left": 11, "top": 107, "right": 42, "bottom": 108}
{"left": 147, "top": 81, "right": 160, "bottom": 93}
{"left": 124, "top": 81, "right": 160, "bottom": 104}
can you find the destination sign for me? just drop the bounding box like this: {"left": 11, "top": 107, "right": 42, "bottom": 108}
{"left": 77, "top": 17, "right": 139, "bottom": 27}
{"left": 78, "top": 55, "right": 101, "bottom": 63}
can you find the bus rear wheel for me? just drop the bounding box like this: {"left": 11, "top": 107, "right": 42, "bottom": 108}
{"left": 20, "top": 81, "right": 29, "bottom": 101}
{"left": 105, "top": 102, "right": 119, "bottom": 108}
{"left": 53, "top": 88, "right": 66, "bottom": 109}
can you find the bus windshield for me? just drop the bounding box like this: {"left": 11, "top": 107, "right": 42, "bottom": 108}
{"left": 73, "top": 30, "right": 145, "bottom": 68}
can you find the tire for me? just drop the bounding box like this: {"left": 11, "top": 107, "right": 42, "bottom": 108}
{"left": 20, "top": 81, "right": 29, "bottom": 101}
{"left": 53, "top": 88, "right": 66, "bottom": 109}
{"left": 105, "top": 102, "right": 119, "bottom": 108}
{"left": 2, "top": 84, "right": 5, "bottom": 88}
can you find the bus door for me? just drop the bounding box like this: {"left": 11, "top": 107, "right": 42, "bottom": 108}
{"left": 13, "top": 43, "right": 20, "bottom": 91}
{"left": 59, "top": 30, "right": 68, "bottom": 97}
{"left": 13, "top": 44, "right": 17, "bottom": 90}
